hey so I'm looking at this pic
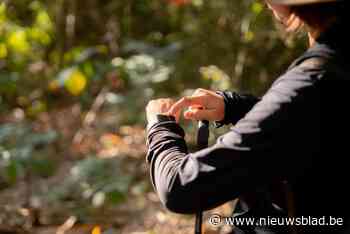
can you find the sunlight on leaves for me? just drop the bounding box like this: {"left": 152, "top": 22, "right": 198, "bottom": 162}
{"left": 7, "top": 30, "right": 31, "bottom": 54}
{"left": 200, "top": 65, "right": 231, "bottom": 90}
{"left": 111, "top": 57, "right": 125, "bottom": 67}
{"left": 26, "top": 100, "right": 47, "bottom": 117}
{"left": 251, "top": 2, "right": 263, "bottom": 15}
{"left": 35, "top": 10, "right": 53, "bottom": 31}
{"left": 63, "top": 69, "right": 87, "bottom": 96}
{"left": 0, "top": 43, "right": 7, "bottom": 58}
{"left": 65, "top": 70, "right": 87, "bottom": 95}
{"left": 92, "top": 191, "right": 106, "bottom": 207}
{"left": 192, "top": 0, "right": 203, "bottom": 7}
{"left": 0, "top": 2, "right": 6, "bottom": 23}
{"left": 244, "top": 30, "right": 255, "bottom": 42}
{"left": 29, "top": 28, "right": 51, "bottom": 45}
{"left": 200, "top": 65, "right": 228, "bottom": 82}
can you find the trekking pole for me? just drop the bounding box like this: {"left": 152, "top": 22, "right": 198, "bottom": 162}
{"left": 195, "top": 120, "right": 210, "bottom": 234}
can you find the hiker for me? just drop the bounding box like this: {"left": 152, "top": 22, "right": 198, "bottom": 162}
{"left": 145, "top": 0, "right": 349, "bottom": 233}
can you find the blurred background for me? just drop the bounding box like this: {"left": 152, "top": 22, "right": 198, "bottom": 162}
{"left": 0, "top": 0, "right": 307, "bottom": 233}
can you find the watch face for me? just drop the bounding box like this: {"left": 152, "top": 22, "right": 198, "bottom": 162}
{"left": 156, "top": 114, "right": 176, "bottom": 122}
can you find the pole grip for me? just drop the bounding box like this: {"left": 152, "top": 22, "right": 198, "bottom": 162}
{"left": 197, "top": 120, "right": 209, "bottom": 150}
{"left": 195, "top": 120, "right": 209, "bottom": 234}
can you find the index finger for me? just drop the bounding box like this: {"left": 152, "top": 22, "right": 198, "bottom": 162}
{"left": 168, "top": 96, "right": 205, "bottom": 116}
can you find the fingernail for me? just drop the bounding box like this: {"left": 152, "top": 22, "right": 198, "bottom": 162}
{"left": 185, "top": 112, "right": 193, "bottom": 118}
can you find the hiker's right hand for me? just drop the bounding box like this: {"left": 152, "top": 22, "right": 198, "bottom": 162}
{"left": 167, "top": 88, "right": 225, "bottom": 122}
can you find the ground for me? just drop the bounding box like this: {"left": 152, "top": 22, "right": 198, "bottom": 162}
{"left": 0, "top": 105, "right": 236, "bottom": 234}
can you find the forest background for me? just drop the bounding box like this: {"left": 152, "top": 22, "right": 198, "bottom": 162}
{"left": 0, "top": 0, "right": 306, "bottom": 233}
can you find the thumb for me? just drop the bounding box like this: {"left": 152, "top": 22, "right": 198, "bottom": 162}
{"left": 184, "top": 108, "right": 217, "bottom": 121}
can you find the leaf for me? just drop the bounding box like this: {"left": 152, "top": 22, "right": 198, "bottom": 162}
{"left": 64, "top": 69, "right": 87, "bottom": 96}
{"left": 0, "top": 73, "right": 18, "bottom": 96}
{"left": 244, "top": 31, "right": 255, "bottom": 43}
{"left": 0, "top": 43, "right": 7, "bottom": 58}
{"left": 5, "top": 160, "right": 20, "bottom": 184}
{"left": 199, "top": 65, "right": 229, "bottom": 82}
{"left": 100, "top": 133, "right": 124, "bottom": 149}
{"left": 26, "top": 100, "right": 47, "bottom": 117}
{"left": 0, "top": 2, "right": 6, "bottom": 23}
{"left": 0, "top": 124, "right": 16, "bottom": 143}
{"left": 149, "top": 65, "right": 173, "bottom": 83}
{"left": 70, "top": 157, "right": 107, "bottom": 181}
{"left": 31, "top": 158, "right": 55, "bottom": 177}
{"left": 92, "top": 191, "right": 106, "bottom": 207}
{"left": 91, "top": 226, "right": 101, "bottom": 234}
{"left": 199, "top": 65, "right": 232, "bottom": 90}
{"left": 107, "top": 190, "right": 125, "bottom": 204}
{"left": 7, "top": 29, "right": 30, "bottom": 54}
{"left": 25, "top": 130, "right": 58, "bottom": 146}
{"left": 251, "top": 2, "right": 264, "bottom": 15}
{"left": 35, "top": 10, "right": 53, "bottom": 31}
{"left": 29, "top": 28, "right": 51, "bottom": 45}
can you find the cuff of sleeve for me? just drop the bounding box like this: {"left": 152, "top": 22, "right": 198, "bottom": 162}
{"left": 146, "top": 121, "right": 185, "bottom": 145}
{"left": 146, "top": 121, "right": 186, "bottom": 163}
{"left": 146, "top": 115, "right": 176, "bottom": 131}
{"left": 214, "top": 91, "right": 234, "bottom": 127}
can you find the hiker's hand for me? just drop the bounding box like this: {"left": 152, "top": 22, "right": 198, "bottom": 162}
{"left": 168, "top": 89, "right": 225, "bottom": 122}
{"left": 146, "top": 98, "right": 180, "bottom": 125}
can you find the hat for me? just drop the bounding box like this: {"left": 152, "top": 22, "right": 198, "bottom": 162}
{"left": 270, "top": 0, "right": 340, "bottom": 5}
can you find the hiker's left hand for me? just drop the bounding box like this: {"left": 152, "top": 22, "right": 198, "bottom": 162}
{"left": 146, "top": 98, "right": 180, "bottom": 125}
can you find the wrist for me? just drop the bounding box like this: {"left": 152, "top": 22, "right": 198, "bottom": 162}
{"left": 147, "top": 114, "right": 176, "bottom": 131}
{"left": 215, "top": 91, "right": 228, "bottom": 127}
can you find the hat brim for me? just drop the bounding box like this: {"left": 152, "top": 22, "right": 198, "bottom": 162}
{"left": 270, "top": 0, "right": 339, "bottom": 5}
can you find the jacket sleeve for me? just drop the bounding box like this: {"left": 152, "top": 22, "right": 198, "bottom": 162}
{"left": 146, "top": 65, "right": 323, "bottom": 214}
{"left": 215, "top": 91, "right": 260, "bottom": 126}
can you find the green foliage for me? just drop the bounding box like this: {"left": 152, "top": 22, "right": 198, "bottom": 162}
{"left": 1, "top": 1, "right": 53, "bottom": 63}
{"left": 0, "top": 123, "right": 58, "bottom": 187}
{"left": 0, "top": 0, "right": 305, "bottom": 114}
{"left": 48, "top": 157, "right": 132, "bottom": 208}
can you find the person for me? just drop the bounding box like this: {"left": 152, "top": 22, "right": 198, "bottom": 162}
{"left": 145, "top": 0, "right": 349, "bottom": 233}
